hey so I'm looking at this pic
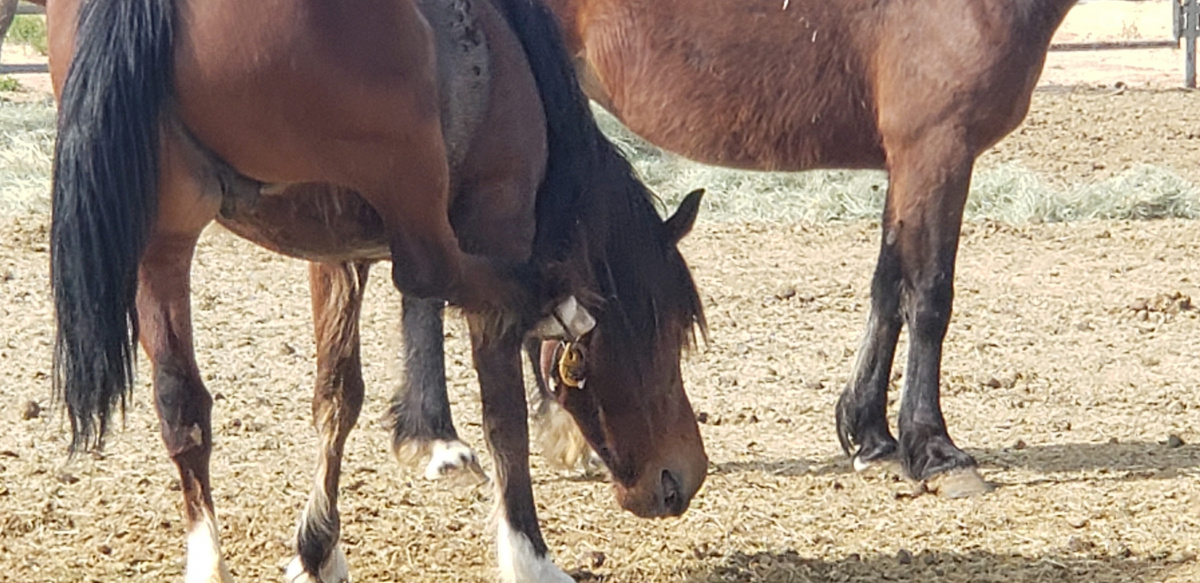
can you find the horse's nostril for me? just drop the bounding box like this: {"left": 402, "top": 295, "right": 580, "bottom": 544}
{"left": 661, "top": 469, "right": 684, "bottom": 515}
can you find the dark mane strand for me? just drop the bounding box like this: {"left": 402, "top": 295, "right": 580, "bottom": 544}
{"left": 490, "top": 0, "right": 705, "bottom": 361}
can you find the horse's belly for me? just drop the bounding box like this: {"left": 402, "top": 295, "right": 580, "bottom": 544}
{"left": 216, "top": 184, "right": 392, "bottom": 264}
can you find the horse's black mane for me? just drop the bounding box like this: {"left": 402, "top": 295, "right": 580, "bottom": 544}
{"left": 491, "top": 0, "right": 706, "bottom": 359}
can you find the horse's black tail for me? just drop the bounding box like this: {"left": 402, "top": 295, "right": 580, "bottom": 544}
{"left": 488, "top": 0, "right": 605, "bottom": 260}
{"left": 51, "top": 0, "right": 175, "bottom": 453}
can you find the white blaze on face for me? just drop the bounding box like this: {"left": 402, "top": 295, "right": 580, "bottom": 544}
{"left": 495, "top": 516, "right": 574, "bottom": 583}
{"left": 185, "top": 510, "right": 233, "bottom": 583}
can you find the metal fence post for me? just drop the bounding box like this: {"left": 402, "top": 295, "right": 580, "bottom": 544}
{"left": 1176, "top": 0, "right": 1200, "bottom": 88}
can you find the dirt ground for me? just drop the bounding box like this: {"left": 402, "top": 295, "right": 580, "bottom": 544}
{"left": 2, "top": 1, "right": 1200, "bottom": 582}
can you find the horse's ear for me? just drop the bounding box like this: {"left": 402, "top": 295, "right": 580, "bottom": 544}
{"left": 665, "top": 189, "right": 704, "bottom": 244}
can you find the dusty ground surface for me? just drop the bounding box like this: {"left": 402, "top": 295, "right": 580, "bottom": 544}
{"left": 2, "top": 214, "right": 1200, "bottom": 583}
{"left": 1, "top": 1, "right": 1200, "bottom": 582}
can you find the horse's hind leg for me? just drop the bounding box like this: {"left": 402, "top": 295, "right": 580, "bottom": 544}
{"left": 138, "top": 160, "right": 229, "bottom": 582}
{"left": 387, "top": 295, "right": 485, "bottom": 482}
{"left": 286, "top": 262, "right": 369, "bottom": 583}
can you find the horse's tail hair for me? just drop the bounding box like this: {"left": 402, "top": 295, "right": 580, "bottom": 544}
{"left": 52, "top": 0, "right": 176, "bottom": 453}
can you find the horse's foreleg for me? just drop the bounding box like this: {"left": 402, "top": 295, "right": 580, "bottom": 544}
{"left": 387, "top": 295, "right": 484, "bottom": 482}
{"left": 469, "top": 316, "right": 572, "bottom": 583}
{"left": 286, "top": 262, "right": 369, "bottom": 583}
{"left": 879, "top": 135, "right": 987, "bottom": 497}
{"left": 836, "top": 235, "right": 904, "bottom": 471}
{"left": 139, "top": 233, "right": 232, "bottom": 583}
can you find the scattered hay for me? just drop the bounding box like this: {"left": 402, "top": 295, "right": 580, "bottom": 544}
{"left": 0, "top": 100, "right": 55, "bottom": 216}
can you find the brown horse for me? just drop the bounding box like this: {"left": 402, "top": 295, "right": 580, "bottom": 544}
{"left": 397, "top": 0, "right": 1082, "bottom": 495}
{"left": 46, "top": 0, "right": 706, "bottom": 580}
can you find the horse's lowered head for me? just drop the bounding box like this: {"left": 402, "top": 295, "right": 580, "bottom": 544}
{"left": 535, "top": 189, "right": 708, "bottom": 518}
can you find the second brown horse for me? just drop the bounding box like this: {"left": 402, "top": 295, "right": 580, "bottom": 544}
{"left": 393, "top": 0, "right": 1082, "bottom": 496}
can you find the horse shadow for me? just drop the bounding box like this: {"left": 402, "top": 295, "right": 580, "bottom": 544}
{"left": 710, "top": 441, "right": 1200, "bottom": 481}
{"left": 674, "top": 548, "right": 1189, "bottom": 583}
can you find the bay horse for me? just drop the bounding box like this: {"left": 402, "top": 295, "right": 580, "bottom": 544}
{"left": 395, "top": 0, "right": 1082, "bottom": 496}
{"left": 46, "top": 0, "right": 707, "bottom": 580}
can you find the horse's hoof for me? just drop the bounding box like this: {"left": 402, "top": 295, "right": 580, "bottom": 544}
{"left": 424, "top": 439, "right": 488, "bottom": 483}
{"left": 852, "top": 453, "right": 902, "bottom": 475}
{"left": 923, "top": 467, "right": 992, "bottom": 498}
{"left": 283, "top": 545, "right": 349, "bottom": 583}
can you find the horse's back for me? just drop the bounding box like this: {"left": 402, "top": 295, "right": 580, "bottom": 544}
{"left": 569, "top": 0, "right": 1072, "bottom": 170}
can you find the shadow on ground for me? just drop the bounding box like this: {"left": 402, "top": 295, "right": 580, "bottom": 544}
{"left": 668, "top": 548, "right": 1192, "bottom": 583}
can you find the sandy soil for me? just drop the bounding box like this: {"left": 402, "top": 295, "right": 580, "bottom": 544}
{"left": 2, "top": 212, "right": 1199, "bottom": 583}
{"left": 1, "top": 1, "right": 1199, "bottom": 582}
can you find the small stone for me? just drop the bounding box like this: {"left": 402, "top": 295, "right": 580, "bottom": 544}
{"left": 1066, "top": 535, "right": 1087, "bottom": 552}
{"left": 98, "top": 544, "right": 112, "bottom": 555}
{"left": 896, "top": 548, "right": 913, "bottom": 564}
{"left": 1167, "top": 434, "right": 1185, "bottom": 448}
{"left": 776, "top": 287, "right": 797, "bottom": 300}
{"left": 805, "top": 380, "right": 824, "bottom": 391}
{"left": 984, "top": 377, "right": 1003, "bottom": 388}
{"left": 21, "top": 401, "right": 41, "bottom": 420}
{"left": 589, "top": 551, "right": 606, "bottom": 569}
{"left": 56, "top": 473, "right": 79, "bottom": 485}
{"left": 1108, "top": 437, "right": 1119, "bottom": 444}
{"left": 748, "top": 414, "right": 758, "bottom": 424}
{"left": 1075, "top": 321, "right": 1093, "bottom": 332}
{"left": 696, "top": 412, "right": 709, "bottom": 424}
{"left": 1067, "top": 517, "right": 1089, "bottom": 529}
{"left": 1014, "top": 439, "right": 1027, "bottom": 450}
{"left": 280, "top": 342, "right": 296, "bottom": 356}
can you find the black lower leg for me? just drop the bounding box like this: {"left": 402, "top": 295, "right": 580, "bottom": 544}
{"left": 897, "top": 257, "right": 975, "bottom": 481}
{"left": 837, "top": 229, "right": 903, "bottom": 465}
{"left": 388, "top": 295, "right": 459, "bottom": 449}
{"left": 473, "top": 319, "right": 548, "bottom": 557}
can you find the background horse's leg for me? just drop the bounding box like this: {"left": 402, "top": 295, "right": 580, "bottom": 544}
{"left": 0, "top": 0, "right": 17, "bottom": 59}
{"left": 387, "top": 296, "right": 484, "bottom": 481}
{"left": 855, "top": 128, "right": 987, "bottom": 497}
{"left": 835, "top": 243, "right": 904, "bottom": 472}
{"left": 468, "top": 315, "right": 572, "bottom": 583}
{"left": 286, "top": 262, "right": 369, "bottom": 583}
{"left": 137, "top": 168, "right": 230, "bottom": 582}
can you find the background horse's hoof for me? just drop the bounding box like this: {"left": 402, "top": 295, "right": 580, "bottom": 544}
{"left": 424, "top": 439, "right": 488, "bottom": 483}
{"left": 923, "top": 467, "right": 992, "bottom": 499}
{"left": 852, "top": 453, "right": 902, "bottom": 475}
